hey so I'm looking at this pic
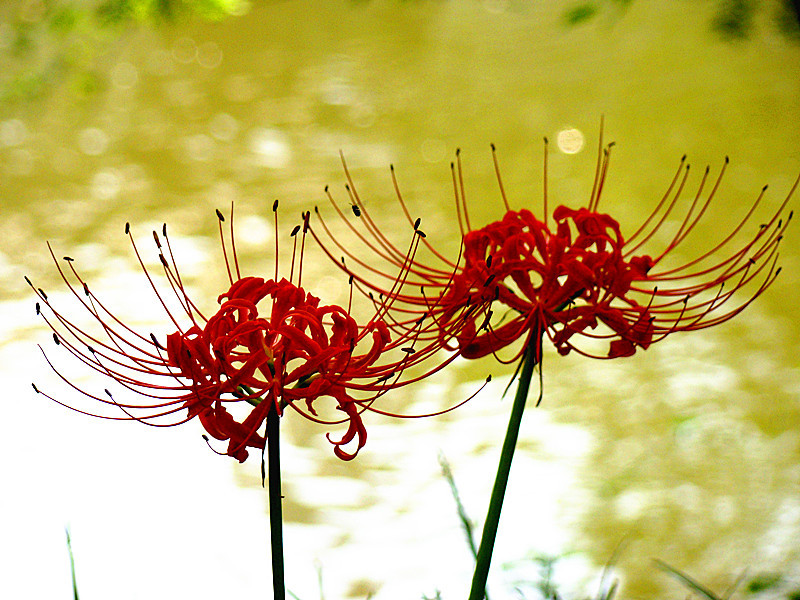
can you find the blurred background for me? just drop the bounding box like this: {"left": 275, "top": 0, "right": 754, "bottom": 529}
{"left": 1, "top": 1, "right": 799, "bottom": 598}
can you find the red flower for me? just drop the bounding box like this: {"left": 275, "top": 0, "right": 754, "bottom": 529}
{"left": 30, "top": 206, "right": 473, "bottom": 462}
{"left": 308, "top": 137, "right": 795, "bottom": 366}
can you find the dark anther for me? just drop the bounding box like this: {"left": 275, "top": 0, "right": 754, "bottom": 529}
{"left": 543, "top": 136, "right": 549, "bottom": 144}
{"left": 724, "top": 156, "right": 730, "bottom": 164}
{"left": 390, "top": 164, "right": 394, "bottom": 172}
{"left": 414, "top": 217, "right": 421, "bottom": 230}
{"left": 150, "top": 333, "right": 165, "bottom": 350}
{"left": 762, "top": 184, "right": 769, "bottom": 192}
{"left": 748, "top": 257, "right": 755, "bottom": 265}
{"left": 494, "top": 286, "right": 500, "bottom": 300}
{"left": 35, "top": 302, "right": 40, "bottom": 315}
{"left": 484, "top": 274, "right": 495, "bottom": 287}
{"left": 63, "top": 256, "right": 74, "bottom": 262}
{"left": 87, "top": 345, "right": 96, "bottom": 354}
{"left": 273, "top": 199, "right": 279, "bottom": 212}
{"left": 105, "top": 389, "right": 113, "bottom": 399}
{"left": 83, "top": 282, "right": 89, "bottom": 296}
{"left": 368, "top": 292, "right": 374, "bottom": 300}
{"left": 153, "top": 231, "right": 161, "bottom": 248}
{"left": 415, "top": 230, "right": 427, "bottom": 238}
{"left": 314, "top": 206, "right": 320, "bottom": 213}
{"left": 345, "top": 184, "right": 351, "bottom": 192}
{"left": 480, "top": 310, "right": 493, "bottom": 330}
{"left": 455, "top": 148, "right": 461, "bottom": 156}
{"left": 490, "top": 142, "right": 496, "bottom": 151}
{"left": 348, "top": 274, "right": 354, "bottom": 285}
{"left": 162, "top": 223, "right": 167, "bottom": 236}
{"left": 486, "top": 254, "right": 492, "bottom": 267}
{"left": 351, "top": 204, "right": 361, "bottom": 217}
{"left": 401, "top": 347, "right": 415, "bottom": 354}
{"left": 125, "top": 222, "right": 130, "bottom": 234}
{"left": 32, "top": 383, "right": 40, "bottom": 393}
{"left": 53, "top": 333, "right": 60, "bottom": 345}
{"left": 24, "top": 275, "right": 32, "bottom": 287}
{"left": 776, "top": 267, "right": 783, "bottom": 276}
{"left": 291, "top": 225, "right": 301, "bottom": 237}
{"left": 159, "top": 254, "right": 169, "bottom": 267}
{"left": 216, "top": 208, "right": 225, "bottom": 222}
{"left": 341, "top": 256, "right": 346, "bottom": 264}
{"left": 38, "top": 288, "right": 48, "bottom": 300}
{"left": 324, "top": 185, "right": 329, "bottom": 192}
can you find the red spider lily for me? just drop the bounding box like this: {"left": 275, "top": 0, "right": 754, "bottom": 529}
{"left": 29, "top": 204, "right": 481, "bottom": 462}
{"left": 307, "top": 134, "right": 795, "bottom": 369}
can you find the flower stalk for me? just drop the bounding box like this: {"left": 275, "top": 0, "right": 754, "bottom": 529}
{"left": 468, "top": 335, "right": 541, "bottom": 600}
{"left": 267, "top": 402, "right": 285, "bottom": 600}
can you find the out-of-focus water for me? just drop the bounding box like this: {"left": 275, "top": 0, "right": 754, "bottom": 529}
{"left": 2, "top": 1, "right": 799, "bottom": 599}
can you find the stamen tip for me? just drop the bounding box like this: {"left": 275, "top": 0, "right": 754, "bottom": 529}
{"left": 125, "top": 222, "right": 130, "bottom": 234}
{"left": 272, "top": 199, "right": 279, "bottom": 212}
{"left": 32, "top": 383, "right": 40, "bottom": 393}
{"left": 63, "top": 256, "right": 74, "bottom": 262}
{"left": 215, "top": 208, "right": 225, "bottom": 222}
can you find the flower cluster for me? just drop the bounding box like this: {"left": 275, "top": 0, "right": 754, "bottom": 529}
{"left": 308, "top": 138, "right": 794, "bottom": 368}
{"left": 30, "top": 205, "right": 473, "bottom": 462}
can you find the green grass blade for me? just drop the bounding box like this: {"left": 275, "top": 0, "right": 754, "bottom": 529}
{"left": 654, "top": 559, "right": 721, "bottom": 600}
{"left": 65, "top": 527, "right": 79, "bottom": 600}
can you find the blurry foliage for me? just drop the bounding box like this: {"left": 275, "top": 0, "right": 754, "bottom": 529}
{"left": 95, "top": 0, "right": 247, "bottom": 24}
{"left": 0, "top": 0, "right": 247, "bottom": 102}
{"left": 563, "top": 0, "right": 800, "bottom": 41}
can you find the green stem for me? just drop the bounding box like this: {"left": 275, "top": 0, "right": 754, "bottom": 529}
{"left": 467, "top": 339, "right": 540, "bottom": 600}
{"left": 267, "top": 403, "right": 285, "bottom": 600}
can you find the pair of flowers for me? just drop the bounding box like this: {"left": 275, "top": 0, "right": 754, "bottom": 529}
{"left": 30, "top": 134, "right": 794, "bottom": 463}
